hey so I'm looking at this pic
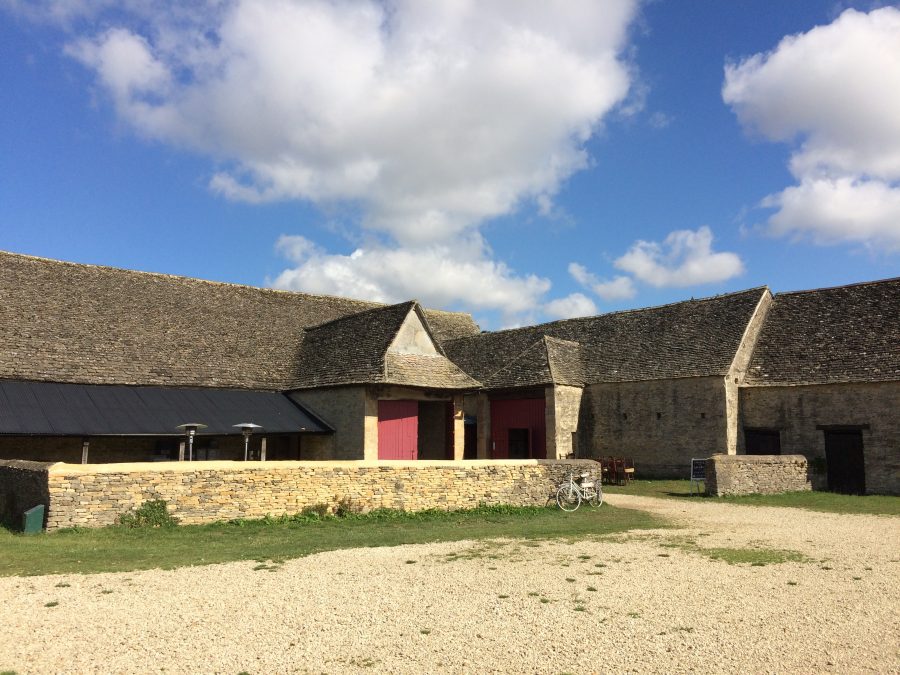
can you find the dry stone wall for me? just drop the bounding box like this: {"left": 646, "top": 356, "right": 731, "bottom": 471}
{"left": 1, "top": 459, "right": 597, "bottom": 530}
{"left": 705, "top": 454, "right": 811, "bottom": 496}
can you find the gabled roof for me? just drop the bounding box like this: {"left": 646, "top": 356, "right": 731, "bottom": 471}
{"left": 445, "top": 288, "right": 768, "bottom": 385}
{"left": 0, "top": 251, "right": 479, "bottom": 390}
{"left": 745, "top": 278, "right": 900, "bottom": 386}
{"left": 482, "top": 336, "right": 583, "bottom": 389}
{"left": 291, "top": 301, "right": 480, "bottom": 390}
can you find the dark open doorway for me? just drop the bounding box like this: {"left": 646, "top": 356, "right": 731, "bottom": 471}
{"left": 744, "top": 429, "right": 781, "bottom": 455}
{"left": 824, "top": 430, "right": 866, "bottom": 495}
{"left": 508, "top": 428, "right": 530, "bottom": 459}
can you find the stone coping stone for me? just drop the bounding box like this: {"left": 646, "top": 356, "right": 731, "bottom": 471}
{"left": 46, "top": 458, "right": 598, "bottom": 475}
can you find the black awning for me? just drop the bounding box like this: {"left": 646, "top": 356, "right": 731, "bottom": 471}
{"left": 0, "top": 380, "right": 332, "bottom": 436}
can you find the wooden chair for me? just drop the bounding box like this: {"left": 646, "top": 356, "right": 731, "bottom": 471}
{"left": 601, "top": 457, "right": 616, "bottom": 485}
{"left": 613, "top": 457, "right": 626, "bottom": 485}
{"left": 623, "top": 457, "right": 635, "bottom": 484}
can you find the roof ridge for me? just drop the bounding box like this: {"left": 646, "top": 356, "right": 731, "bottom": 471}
{"left": 774, "top": 276, "right": 900, "bottom": 296}
{"left": 448, "top": 286, "right": 770, "bottom": 341}
{"left": 483, "top": 335, "right": 551, "bottom": 384}
{"left": 302, "top": 299, "right": 417, "bottom": 333}
{"left": 0, "top": 249, "right": 385, "bottom": 305}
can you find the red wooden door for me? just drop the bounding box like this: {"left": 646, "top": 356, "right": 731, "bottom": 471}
{"left": 378, "top": 400, "right": 419, "bottom": 460}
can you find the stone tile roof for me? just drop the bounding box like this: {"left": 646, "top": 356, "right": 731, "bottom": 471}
{"left": 482, "top": 336, "right": 584, "bottom": 389}
{"left": 445, "top": 288, "right": 768, "bottom": 386}
{"left": 745, "top": 278, "right": 900, "bottom": 386}
{"left": 0, "top": 251, "right": 479, "bottom": 390}
{"left": 291, "top": 301, "right": 480, "bottom": 390}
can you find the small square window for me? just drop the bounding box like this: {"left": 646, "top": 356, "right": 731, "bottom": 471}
{"left": 656, "top": 412, "right": 662, "bottom": 420}
{"left": 622, "top": 413, "right": 628, "bottom": 421}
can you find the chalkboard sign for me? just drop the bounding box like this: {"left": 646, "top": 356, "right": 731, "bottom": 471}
{"left": 691, "top": 458, "right": 706, "bottom": 481}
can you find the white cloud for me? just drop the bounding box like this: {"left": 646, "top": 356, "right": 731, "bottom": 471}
{"left": 763, "top": 177, "right": 900, "bottom": 250}
{"left": 613, "top": 226, "right": 744, "bottom": 287}
{"left": 723, "top": 7, "right": 900, "bottom": 250}
{"left": 59, "top": 0, "right": 639, "bottom": 246}
{"left": 543, "top": 293, "right": 598, "bottom": 320}
{"left": 568, "top": 262, "right": 636, "bottom": 300}
{"left": 272, "top": 234, "right": 551, "bottom": 324}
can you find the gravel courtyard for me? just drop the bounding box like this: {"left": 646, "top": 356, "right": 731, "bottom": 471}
{"left": 1, "top": 494, "right": 898, "bottom": 674}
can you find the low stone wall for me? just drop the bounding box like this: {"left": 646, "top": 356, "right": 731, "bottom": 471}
{"left": 0, "top": 460, "right": 52, "bottom": 530}
{"left": 2, "top": 459, "right": 598, "bottom": 530}
{"left": 705, "top": 454, "right": 811, "bottom": 496}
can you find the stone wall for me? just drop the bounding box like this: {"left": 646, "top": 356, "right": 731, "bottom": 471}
{"left": 740, "top": 382, "right": 900, "bottom": 495}
{"left": 580, "top": 376, "right": 727, "bottom": 477}
{"left": 705, "top": 454, "right": 811, "bottom": 496}
{"left": 5, "top": 459, "right": 597, "bottom": 530}
{"left": 0, "top": 460, "right": 52, "bottom": 529}
{"left": 546, "top": 384, "right": 583, "bottom": 460}
{"left": 289, "top": 386, "right": 368, "bottom": 460}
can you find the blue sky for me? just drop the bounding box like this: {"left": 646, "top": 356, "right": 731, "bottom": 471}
{"left": 1, "top": 1, "right": 898, "bottom": 329}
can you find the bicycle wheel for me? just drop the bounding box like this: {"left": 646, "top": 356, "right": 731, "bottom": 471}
{"left": 588, "top": 484, "right": 603, "bottom": 507}
{"left": 556, "top": 485, "right": 581, "bottom": 512}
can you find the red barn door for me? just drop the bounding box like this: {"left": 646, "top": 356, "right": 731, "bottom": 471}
{"left": 378, "top": 400, "right": 418, "bottom": 460}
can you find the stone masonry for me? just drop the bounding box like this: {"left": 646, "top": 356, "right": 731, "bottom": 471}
{"left": 705, "top": 454, "right": 811, "bottom": 497}
{"left": 0, "top": 459, "right": 598, "bottom": 530}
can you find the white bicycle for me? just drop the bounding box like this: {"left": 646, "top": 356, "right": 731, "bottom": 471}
{"left": 556, "top": 471, "right": 603, "bottom": 511}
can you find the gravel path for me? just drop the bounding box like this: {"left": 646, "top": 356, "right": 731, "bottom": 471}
{"left": 1, "top": 495, "right": 898, "bottom": 674}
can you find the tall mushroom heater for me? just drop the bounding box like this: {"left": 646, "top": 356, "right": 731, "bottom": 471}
{"left": 176, "top": 423, "right": 207, "bottom": 462}
{"left": 234, "top": 423, "right": 263, "bottom": 461}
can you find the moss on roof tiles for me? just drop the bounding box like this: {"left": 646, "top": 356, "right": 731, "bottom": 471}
{"left": 745, "top": 278, "right": 900, "bottom": 386}
{"left": 445, "top": 288, "right": 768, "bottom": 385}
{"left": 0, "top": 251, "right": 478, "bottom": 390}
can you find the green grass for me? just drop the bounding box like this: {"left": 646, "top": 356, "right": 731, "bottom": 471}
{"left": 604, "top": 479, "right": 900, "bottom": 515}
{"left": 0, "top": 504, "right": 665, "bottom": 577}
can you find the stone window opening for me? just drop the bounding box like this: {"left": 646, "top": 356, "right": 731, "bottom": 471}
{"left": 656, "top": 412, "right": 662, "bottom": 420}
{"left": 622, "top": 413, "right": 628, "bottom": 421}
{"left": 700, "top": 412, "right": 706, "bottom": 419}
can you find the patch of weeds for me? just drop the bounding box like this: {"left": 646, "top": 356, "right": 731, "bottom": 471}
{"left": 44, "top": 601, "right": 58, "bottom": 608}
{"left": 586, "top": 586, "right": 597, "bottom": 592}
{"left": 420, "top": 629, "right": 431, "bottom": 635}
{"left": 117, "top": 500, "right": 179, "bottom": 529}
{"left": 787, "top": 581, "right": 798, "bottom": 586}
{"left": 100, "top": 589, "right": 114, "bottom": 594}
{"left": 498, "top": 594, "right": 509, "bottom": 599}
{"left": 577, "top": 555, "right": 591, "bottom": 560}
{"left": 349, "top": 657, "right": 378, "bottom": 668}
{"left": 821, "top": 566, "right": 833, "bottom": 571}
{"left": 701, "top": 547, "right": 810, "bottom": 566}
{"left": 627, "top": 611, "right": 640, "bottom": 618}
{"left": 487, "top": 566, "right": 497, "bottom": 570}
{"left": 673, "top": 626, "right": 694, "bottom": 633}
{"left": 594, "top": 563, "right": 606, "bottom": 568}
{"left": 540, "top": 598, "right": 551, "bottom": 604}
{"left": 527, "top": 591, "right": 540, "bottom": 597}
{"left": 864, "top": 566, "right": 872, "bottom": 571}
{"left": 657, "top": 553, "right": 670, "bottom": 557}
{"left": 573, "top": 605, "right": 586, "bottom": 612}
{"left": 565, "top": 577, "right": 576, "bottom": 583}
{"left": 405, "top": 560, "right": 417, "bottom": 565}
{"left": 586, "top": 571, "right": 602, "bottom": 576}
{"left": 252, "top": 561, "right": 282, "bottom": 571}
{"left": 54, "top": 582, "right": 70, "bottom": 588}
{"left": 852, "top": 576, "right": 862, "bottom": 581}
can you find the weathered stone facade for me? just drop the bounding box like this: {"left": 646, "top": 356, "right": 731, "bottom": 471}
{"left": 580, "top": 376, "right": 727, "bottom": 477}
{"left": 740, "top": 382, "right": 900, "bottom": 495}
{"left": 546, "top": 384, "right": 583, "bottom": 460}
{"left": 0, "top": 459, "right": 597, "bottom": 530}
{"left": 705, "top": 454, "right": 811, "bottom": 496}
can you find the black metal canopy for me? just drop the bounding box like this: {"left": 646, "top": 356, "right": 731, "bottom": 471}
{"left": 0, "top": 380, "right": 332, "bottom": 436}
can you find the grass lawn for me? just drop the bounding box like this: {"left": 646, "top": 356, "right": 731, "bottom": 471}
{"left": 0, "top": 504, "right": 666, "bottom": 577}
{"left": 604, "top": 479, "right": 900, "bottom": 516}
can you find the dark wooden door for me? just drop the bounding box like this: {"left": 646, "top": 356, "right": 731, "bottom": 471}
{"left": 745, "top": 429, "right": 781, "bottom": 455}
{"left": 508, "top": 428, "right": 530, "bottom": 459}
{"left": 824, "top": 430, "right": 865, "bottom": 495}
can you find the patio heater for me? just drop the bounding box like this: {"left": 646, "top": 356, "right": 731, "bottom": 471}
{"left": 176, "top": 423, "right": 207, "bottom": 462}
{"left": 233, "top": 423, "right": 263, "bottom": 461}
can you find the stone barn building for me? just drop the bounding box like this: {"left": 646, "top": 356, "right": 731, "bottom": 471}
{"left": 0, "top": 250, "right": 897, "bottom": 494}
